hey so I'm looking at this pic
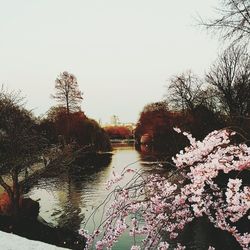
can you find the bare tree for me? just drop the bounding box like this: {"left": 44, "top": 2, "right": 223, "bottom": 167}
{"left": 200, "top": 0, "right": 250, "bottom": 43}
{"left": 0, "top": 88, "right": 46, "bottom": 216}
{"left": 166, "top": 71, "right": 204, "bottom": 111}
{"left": 52, "top": 71, "right": 83, "bottom": 143}
{"left": 206, "top": 45, "right": 250, "bottom": 117}
{"left": 198, "top": 86, "right": 222, "bottom": 113}
{"left": 52, "top": 71, "right": 83, "bottom": 116}
{"left": 142, "top": 101, "right": 169, "bottom": 113}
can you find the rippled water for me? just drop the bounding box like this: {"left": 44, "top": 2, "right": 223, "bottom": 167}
{"left": 27, "top": 146, "right": 242, "bottom": 250}
{"left": 27, "top": 146, "right": 152, "bottom": 248}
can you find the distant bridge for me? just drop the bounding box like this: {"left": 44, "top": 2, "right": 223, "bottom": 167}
{"left": 110, "top": 139, "right": 135, "bottom": 144}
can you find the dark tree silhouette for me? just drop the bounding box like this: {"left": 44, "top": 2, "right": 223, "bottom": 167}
{"left": 135, "top": 101, "right": 189, "bottom": 155}
{"left": 52, "top": 71, "right": 83, "bottom": 142}
{"left": 39, "top": 106, "right": 112, "bottom": 151}
{"left": 52, "top": 71, "right": 83, "bottom": 116}
{"left": 167, "top": 71, "right": 204, "bottom": 111}
{"left": 0, "top": 88, "right": 46, "bottom": 216}
{"left": 200, "top": 0, "right": 250, "bottom": 43}
{"left": 206, "top": 45, "right": 250, "bottom": 118}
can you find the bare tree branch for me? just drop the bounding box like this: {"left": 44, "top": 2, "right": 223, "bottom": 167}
{"left": 199, "top": 0, "right": 250, "bottom": 43}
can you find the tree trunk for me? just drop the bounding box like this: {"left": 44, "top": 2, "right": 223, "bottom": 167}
{"left": 12, "top": 169, "right": 20, "bottom": 217}
{"left": 66, "top": 95, "right": 70, "bottom": 143}
{"left": 0, "top": 176, "right": 13, "bottom": 200}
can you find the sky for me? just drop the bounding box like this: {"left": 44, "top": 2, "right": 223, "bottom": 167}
{"left": 0, "top": 0, "right": 224, "bottom": 124}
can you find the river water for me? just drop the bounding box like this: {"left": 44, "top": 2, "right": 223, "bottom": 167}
{"left": 27, "top": 146, "right": 241, "bottom": 250}
{"left": 27, "top": 146, "right": 154, "bottom": 249}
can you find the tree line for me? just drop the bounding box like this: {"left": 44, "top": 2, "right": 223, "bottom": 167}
{"left": 0, "top": 72, "right": 111, "bottom": 217}
{"left": 135, "top": 44, "right": 250, "bottom": 156}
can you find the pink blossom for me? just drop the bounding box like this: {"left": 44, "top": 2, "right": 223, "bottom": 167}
{"left": 173, "top": 127, "right": 181, "bottom": 133}
{"left": 158, "top": 241, "right": 169, "bottom": 249}
{"left": 82, "top": 129, "right": 250, "bottom": 250}
{"left": 131, "top": 246, "right": 141, "bottom": 250}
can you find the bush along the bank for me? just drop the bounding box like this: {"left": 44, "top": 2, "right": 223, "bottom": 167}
{"left": 38, "top": 107, "right": 111, "bottom": 152}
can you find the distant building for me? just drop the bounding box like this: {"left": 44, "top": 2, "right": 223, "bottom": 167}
{"left": 103, "top": 115, "right": 136, "bottom": 130}
{"left": 110, "top": 115, "right": 119, "bottom": 126}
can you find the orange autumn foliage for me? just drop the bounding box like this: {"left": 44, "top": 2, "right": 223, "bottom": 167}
{"left": 104, "top": 126, "right": 133, "bottom": 140}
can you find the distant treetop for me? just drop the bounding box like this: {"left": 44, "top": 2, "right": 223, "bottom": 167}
{"left": 52, "top": 71, "right": 83, "bottom": 115}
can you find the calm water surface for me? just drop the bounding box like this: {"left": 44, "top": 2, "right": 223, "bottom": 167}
{"left": 27, "top": 146, "right": 241, "bottom": 250}
{"left": 28, "top": 146, "right": 154, "bottom": 249}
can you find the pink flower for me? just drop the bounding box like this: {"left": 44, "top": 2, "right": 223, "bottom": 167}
{"left": 131, "top": 245, "right": 141, "bottom": 250}
{"left": 83, "top": 129, "right": 250, "bottom": 250}
{"left": 158, "top": 241, "right": 169, "bottom": 249}
{"left": 173, "top": 127, "right": 181, "bottom": 133}
{"left": 96, "top": 240, "right": 104, "bottom": 250}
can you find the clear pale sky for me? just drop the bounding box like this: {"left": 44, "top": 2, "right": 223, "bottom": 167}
{"left": 0, "top": 0, "right": 223, "bottom": 123}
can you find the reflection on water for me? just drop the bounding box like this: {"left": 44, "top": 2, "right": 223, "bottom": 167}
{"left": 28, "top": 147, "right": 151, "bottom": 232}
{"left": 27, "top": 146, "right": 241, "bottom": 250}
